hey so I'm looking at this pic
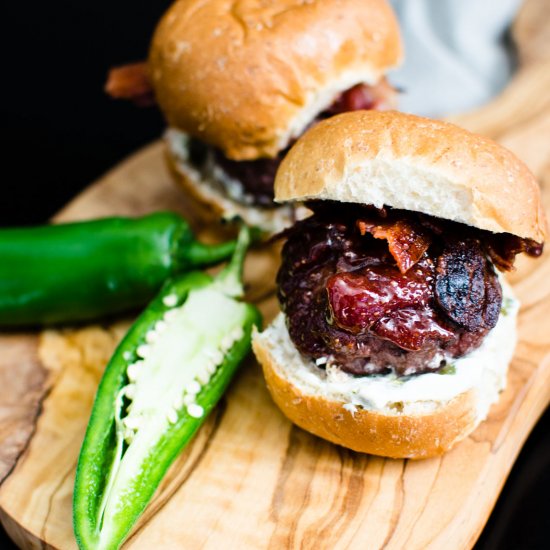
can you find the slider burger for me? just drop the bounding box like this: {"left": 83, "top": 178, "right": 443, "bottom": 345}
{"left": 107, "top": 0, "right": 402, "bottom": 233}
{"left": 252, "top": 110, "right": 546, "bottom": 458}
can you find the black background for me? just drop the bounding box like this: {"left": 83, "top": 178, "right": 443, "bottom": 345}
{"left": 1, "top": 2, "right": 548, "bottom": 548}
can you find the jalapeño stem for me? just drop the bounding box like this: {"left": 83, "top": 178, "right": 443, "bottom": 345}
{"left": 213, "top": 224, "right": 251, "bottom": 298}
{"left": 180, "top": 238, "right": 238, "bottom": 269}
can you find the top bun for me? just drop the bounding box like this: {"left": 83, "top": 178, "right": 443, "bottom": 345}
{"left": 149, "top": 0, "right": 402, "bottom": 160}
{"left": 275, "top": 110, "right": 547, "bottom": 242}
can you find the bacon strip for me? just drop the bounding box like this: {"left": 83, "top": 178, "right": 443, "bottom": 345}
{"left": 104, "top": 62, "right": 155, "bottom": 107}
{"left": 486, "top": 235, "right": 544, "bottom": 271}
{"left": 326, "top": 78, "right": 399, "bottom": 114}
{"left": 357, "top": 218, "right": 431, "bottom": 273}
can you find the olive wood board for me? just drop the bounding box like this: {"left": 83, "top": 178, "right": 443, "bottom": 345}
{"left": 1, "top": 1, "right": 550, "bottom": 548}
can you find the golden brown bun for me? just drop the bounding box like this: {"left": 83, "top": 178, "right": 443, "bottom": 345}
{"left": 257, "top": 340, "right": 477, "bottom": 459}
{"left": 252, "top": 308, "right": 518, "bottom": 459}
{"left": 149, "top": 0, "right": 402, "bottom": 160}
{"left": 275, "top": 110, "right": 547, "bottom": 242}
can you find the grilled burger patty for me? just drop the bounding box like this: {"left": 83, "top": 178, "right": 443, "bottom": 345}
{"left": 277, "top": 203, "right": 538, "bottom": 376}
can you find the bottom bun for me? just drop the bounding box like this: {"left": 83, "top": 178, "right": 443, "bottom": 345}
{"left": 253, "top": 288, "right": 518, "bottom": 459}
{"left": 165, "top": 129, "right": 307, "bottom": 234}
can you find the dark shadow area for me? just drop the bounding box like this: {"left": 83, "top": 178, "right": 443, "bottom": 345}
{"left": 0, "top": 2, "right": 170, "bottom": 227}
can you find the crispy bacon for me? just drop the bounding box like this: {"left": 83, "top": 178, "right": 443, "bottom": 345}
{"left": 357, "top": 218, "right": 431, "bottom": 274}
{"left": 486, "top": 235, "right": 544, "bottom": 271}
{"left": 104, "top": 62, "right": 155, "bottom": 107}
{"left": 416, "top": 213, "right": 544, "bottom": 271}
{"left": 326, "top": 78, "right": 399, "bottom": 114}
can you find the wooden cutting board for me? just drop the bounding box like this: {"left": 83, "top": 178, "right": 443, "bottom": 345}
{"left": 1, "top": 2, "right": 550, "bottom": 548}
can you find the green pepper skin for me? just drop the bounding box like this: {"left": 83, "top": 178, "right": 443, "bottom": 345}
{"left": 0, "top": 212, "right": 236, "bottom": 326}
{"left": 73, "top": 227, "right": 261, "bottom": 549}
{"left": 73, "top": 272, "right": 208, "bottom": 549}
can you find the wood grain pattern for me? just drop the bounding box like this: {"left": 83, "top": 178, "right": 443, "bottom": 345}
{"left": 0, "top": 334, "right": 46, "bottom": 483}
{"left": 0, "top": 1, "right": 549, "bottom": 547}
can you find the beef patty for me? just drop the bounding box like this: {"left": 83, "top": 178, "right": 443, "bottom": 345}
{"left": 277, "top": 203, "right": 539, "bottom": 376}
